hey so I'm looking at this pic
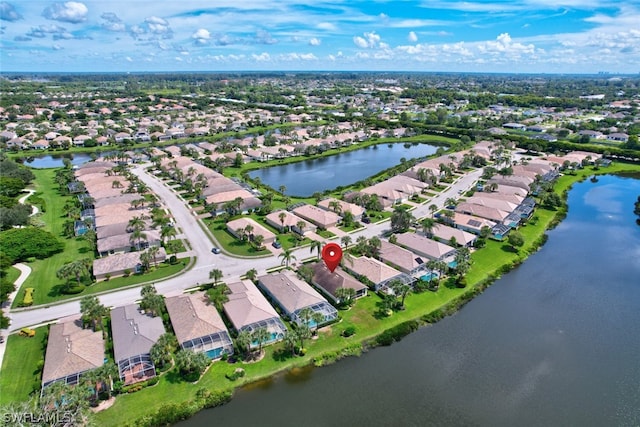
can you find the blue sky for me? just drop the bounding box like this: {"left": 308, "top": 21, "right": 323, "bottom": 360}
{"left": 1, "top": 1, "right": 639, "bottom": 73}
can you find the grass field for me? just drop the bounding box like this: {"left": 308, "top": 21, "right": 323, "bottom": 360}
{"left": 15, "top": 169, "right": 95, "bottom": 307}
{"left": 0, "top": 326, "right": 47, "bottom": 405}
{"left": 3, "top": 266, "right": 21, "bottom": 286}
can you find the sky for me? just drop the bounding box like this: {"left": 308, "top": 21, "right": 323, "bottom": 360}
{"left": 1, "top": 1, "right": 639, "bottom": 74}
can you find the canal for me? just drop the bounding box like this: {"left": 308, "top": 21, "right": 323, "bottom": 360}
{"left": 180, "top": 174, "right": 640, "bottom": 426}
{"left": 248, "top": 143, "right": 439, "bottom": 196}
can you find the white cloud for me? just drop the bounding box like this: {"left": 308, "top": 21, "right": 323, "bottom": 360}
{"left": 52, "top": 43, "right": 63, "bottom": 50}
{"left": 353, "top": 31, "right": 382, "bottom": 49}
{"left": 0, "top": 2, "right": 22, "bottom": 22}
{"left": 101, "top": 12, "right": 125, "bottom": 32}
{"left": 42, "top": 2, "right": 88, "bottom": 24}
{"left": 408, "top": 31, "right": 418, "bottom": 43}
{"left": 317, "top": 22, "right": 337, "bottom": 31}
{"left": 252, "top": 52, "right": 270, "bottom": 61}
{"left": 309, "top": 37, "right": 321, "bottom": 46}
{"left": 192, "top": 28, "right": 210, "bottom": 44}
{"left": 125, "top": 56, "right": 132, "bottom": 62}
{"left": 145, "top": 16, "right": 172, "bottom": 36}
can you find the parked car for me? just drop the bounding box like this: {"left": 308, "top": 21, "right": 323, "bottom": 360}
{"left": 272, "top": 241, "right": 282, "bottom": 249}
{"left": 211, "top": 247, "right": 221, "bottom": 254}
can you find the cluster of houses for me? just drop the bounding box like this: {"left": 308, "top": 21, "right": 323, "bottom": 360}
{"left": 71, "top": 161, "right": 166, "bottom": 281}
{"left": 40, "top": 265, "right": 374, "bottom": 391}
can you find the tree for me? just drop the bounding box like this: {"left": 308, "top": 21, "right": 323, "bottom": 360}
{"left": 341, "top": 235, "right": 352, "bottom": 250}
{"left": 454, "top": 247, "right": 472, "bottom": 278}
{"left": 293, "top": 324, "right": 312, "bottom": 352}
{"left": 429, "top": 204, "right": 438, "bottom": 217}
{"left": 79, "top": 295, "right": 106, "bottom": 332}
{"left": 207, "top": 283, "right": 230, "bottom": 311}
{"left": 421, "top": 217, "right": 435, "bottom": 237}
{"left": 245, "top": 268, "right": 258, "bottom": 282}
{"left": 278, "top": 211, "right": 287, "bottom": 230}
{"left": 253, "top": 234, "right": 265, "bottom": 250}
{"left": 56, "top": 259, "right": 91, "bottom": 288}
{"left": 366, "top": 236, "right": 382, "bottom": 258}
{"left": 150, "top": 333, "right": 178, "bottom": 370}
{"left": 160, "top": 224, "right": 177, "bottom": 244}
{"left": 139, "top": 251, "right": 152, "bottom": 272}
{"left": 279, "top": 248, "right": 296, "bottom": 268}
{"left": 130, "top": 228, "right": 148, "bottom": 251}
{"left": 174, "top": 349, "right": 210, "bottom": 380}
{"left": 342, "top": 210, "right": 355, "bottom": 228}
{"left": 278, "top": 185, "right": 287, "bottom": 195}
{"left": 328, "top": 200, "right": 342, "bottom": 214}
{"left": 297, "top": 307, "right": 313, "bottom": 328}
{"left": 389, "top": 280, "right": 412, "bottom": 309}
{"left": 140, "top": 284, "right": 164, "bottom": 316}
{"left": 296, "top": 264, "right": 314, "bottom": 284}
{"left": 209, "top": 268, "right": 223, "bottom": 286}
{"left": 148, "top": 246, "right": 160, "bottom": 268}
{"left": 311, "top": 311, "right": 325, "bottom": 335}
{"left": 251, "top": 327, "right": 270, "bottom": 354}
{"left": 309, "top": 240, "right": 323, "bottom": 260}
{"left": 235, "top": 330, "right": 252, "bottom": 359}
{"left": 390, "top": 206, "right": 414, "bottom": 234}
{"left": 335, "top": 287, "right": 356, "bottom": 307}
{"left": 508, "top": 231, "right": 525, "bottom": 253}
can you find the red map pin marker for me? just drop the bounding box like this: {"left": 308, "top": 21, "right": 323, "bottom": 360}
{"left": 321, "top": 242, "right": 342, "bottom": 273}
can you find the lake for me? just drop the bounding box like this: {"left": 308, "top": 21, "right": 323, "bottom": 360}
{"left": 248, "top": 143, "right": 439, "bottom": 196}
{"left": 180, "top": 174, "right": 640, "bottom": 426}
{"left": 22, "top": 153, "right": 94, "bottom": 168}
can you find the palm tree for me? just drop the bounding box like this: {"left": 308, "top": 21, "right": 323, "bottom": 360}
{"left": 335, "top": 287, "right": 356, "bottom": 307}
{"left": 297, "top": 307, "right": 313, "bottom": 328}
{"left": 140, "top": 284, "right": 165, "bottom": 317}
{"left": 130, "top": 228, "right": 147, "bottom": 251}
{"left": 421, "top": 217, "right": 435, "bottom": 237}
{"left": 295, "top": 220, "right": 306, "bottom": 237}
{"left": 56, "top": 259, "right": 90, "bottom": 288}
{"left": 209, "top": 268, "right": 223, "bottom": 286}
{"left": 279, "top": 248, "right": 296, "bottom": 268}
{"left": 235, "top": 330, "right": 252, "bottom": 359}
{"left": 310, "top": 240, "right": 323, "bottom": 260}
{"left": 311, "top": 311, "right": 325, "bottom": 335}
{"left": 207, "top": 284, "right": 230, "bottom": 311}
{"left": 328, "top": 200, "right": 342, "bottom": 214}
{"left": 341, "top": 235, "right": 352, "bottom": 250}
{"left": 253, "top": 234, "right": 265, "bottom": 250}
{"left": 160, "top": 224, "right": 177, "bottom": 244}
{"left": 148, "top": 246, "right": 160, "bottom": 268}
{"left": 150, "top": 333, "right": 178, "bottom": 369}
{"left": 79, "top": 295, "right": 107, "bottom": 331}
{"left": 278, "top": 211, "right": 287, "bottom": 231}
{"left": 245, "top": 268, "right": 258, "bottom": 282}
{"left": 251, "top": 327, "right": 270, "bottom": 355}
{"left": 389, "top": 280, "right": 412, "bottom": 309}
{"left": 278, "top": 185, "right": 287, "bottom": 195}
{"left": 127, "top": 216, "right": 145, "bottom": 232}
{"left": 366, "top": 236, "right": 382, "bottom": 258}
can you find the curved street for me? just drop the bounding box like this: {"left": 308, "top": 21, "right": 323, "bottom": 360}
{"left": 6, "top": 165, "right": 482, "bottom": 333}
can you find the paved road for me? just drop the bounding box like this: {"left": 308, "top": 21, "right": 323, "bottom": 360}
{"left": 5, "top": 166, "right": 481, "bottom": 333}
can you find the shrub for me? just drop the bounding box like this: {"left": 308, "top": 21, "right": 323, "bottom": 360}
{"left": 342, "top": 326, "right": 356, "bottom": 337}
{"left": 225, "top": 368, "right": 245, "bottom": 381}
{"left": 169, "top": 255, "right": 178, "bottom": 264}
{"left": 0, "top": 228, "right": 64, "bottom": 263}
{"left": 123, "top": 269, "right": 131, "bottom": 277}
{"left": 62, "top": 284, "right": 85, "bottom": 295}
{"left": 104, "top": 274, "right": 111, "bottom": 281}
{"left": 22, "top": 287, "right": 34, "bottom": 306}
{"left": 375, "top": 320, "right": 419, "bottom": 346}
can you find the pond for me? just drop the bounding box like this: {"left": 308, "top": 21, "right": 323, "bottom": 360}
{"left": 180, "top": 174, "right": 640, "bottom": 426}
{"left": 21, "top": 152, "right": 94, "bottom": 169}
{"left": 248, "top": 142, "right": 439, "bottom": 197}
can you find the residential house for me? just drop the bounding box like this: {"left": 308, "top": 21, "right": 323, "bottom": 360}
{"left": 292, "top": 204, "right": 341, "bottom": 229}
{"left": 311, "top": 262, "right": 368, "bottom": 303}
{"left": 224, "top": 279, "right": 287, "bottom": 347}
{"left": 317, "top": 198, "right": 365, "bottom": 220}
{"left": 110, "top": 304, "right": 166, "bottom": 385}
{"left": 42, "top": 316, "right": 105, "bottom": 389}
{"left": 226, "top": 217, "right": 276, "bottom": 245}
{"left": 344, "top": 255, "right": 412, "bottom": 292}
{"left": 430, "top": 223, "right": 477, "bottom": 247}
{"left": 257, "top": 270, "right": 338, "bottom": 327}
{"left": 378, "top": 240, "right": 428, "bottom": 276}
{"left": 265, "top": 210, "right": 316, "bottom": 234}
{"left": 165, "top": 292, "right": 234, "bottom": 359}
{"left": 93, "top": 248, "right": 166, "bottom": 280}
{"left": 395, "top": 233, "right": 457, "bottom": 264}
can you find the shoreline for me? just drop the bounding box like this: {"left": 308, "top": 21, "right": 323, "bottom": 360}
{"left": 94, "top": 162, "right": 640, "bottom": 427}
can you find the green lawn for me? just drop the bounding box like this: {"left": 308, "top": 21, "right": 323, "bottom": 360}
{"left": 0, "top": 326, "right": 48, "bottom": 405}
{"left": 316, "top": 229, "right": 336, "bottom": 239}
{"left": 3, "top": 266, "right": 21, "bottom": 285}
{"left": 89, "top": 260, "right": 191, "bottom": 293}
{"left": 204, "top": 218, "right": 271, "bottom": 257}
{"left": 15, "top": 169, "right": 95, "bottom": 307}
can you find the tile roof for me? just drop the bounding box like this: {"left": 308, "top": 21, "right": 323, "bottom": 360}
{"left": 311, "top": 262, "right": 367, "bottom": 299}
{"left": 42, "top": 317, "right": 105, "bottom": 385}
{"left": 396, "top": 233, "right": 457, "bottom": 260}
{"left": 347, "top": 256, "right": 401, "bottom": 285}
{"left": 110, "top": 304, "right": 165, "bottom": 362}
{"left": 165, "top": 292, "right": 230, "bottom": 345}
{"left": 224, "top": 279, "right": 282, "bottom": 330}
{"left": 257, "top": 270, "right": 328, "bottom": 314}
